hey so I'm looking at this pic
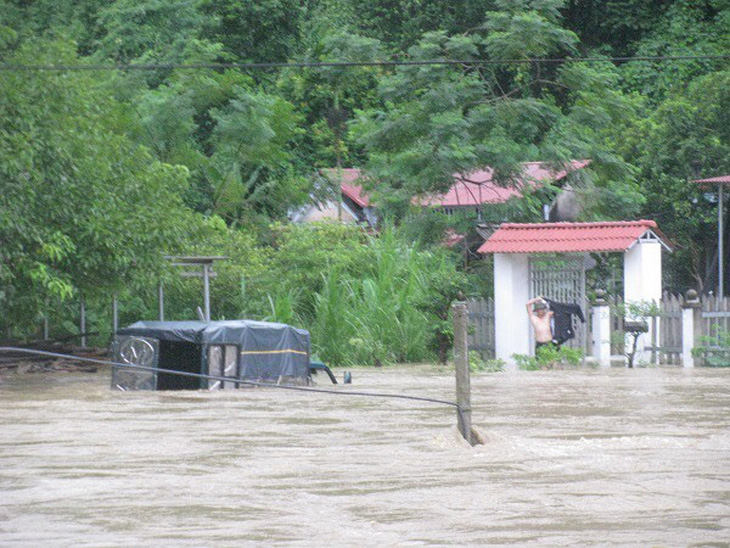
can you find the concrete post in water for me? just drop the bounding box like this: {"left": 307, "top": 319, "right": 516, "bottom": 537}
{"left": 452, "top": 299, "right": 472, "bottom": 445}
{"left": 682, "top": 289, "right": 700, "bottom": 368}
{"left": 591, "top": 289, "right": 611, "bottom": 367}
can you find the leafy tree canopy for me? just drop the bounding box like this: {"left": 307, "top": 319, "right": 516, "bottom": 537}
{"left": 0, "top": 39, "right": 195, "bottom": 328}
{"left": 352, "top": 1, "right": 642, "bottom": 220}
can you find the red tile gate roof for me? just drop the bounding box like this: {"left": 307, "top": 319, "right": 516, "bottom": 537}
{"left": 478, "top": 220, "right": 671, "bottom": 254}
{"left": 693, "top": 175, "right": 730, "bottom": 185}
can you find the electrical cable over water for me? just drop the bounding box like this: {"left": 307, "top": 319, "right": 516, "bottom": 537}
{"left": 0, "top": 347, "right": 462, "bottom": 412}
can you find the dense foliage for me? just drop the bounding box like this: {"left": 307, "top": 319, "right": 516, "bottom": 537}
{"left": 1, "top": 0, "right": 728, "bottom": 363}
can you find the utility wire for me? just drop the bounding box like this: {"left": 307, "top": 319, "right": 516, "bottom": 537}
{"left": 0, "top": 347, "right": 461, "bottom": 410}
{"left": 1, "top": 54, "right": 728, "bottom": 72}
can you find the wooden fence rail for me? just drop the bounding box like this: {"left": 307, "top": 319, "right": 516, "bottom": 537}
{"left": 466, "top": 297, "right": 495, "bottom": 359}
{"left": 465, "top": 293, "right": 730, "bottom": 367}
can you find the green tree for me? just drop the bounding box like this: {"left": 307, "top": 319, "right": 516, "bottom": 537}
{"left": 619, "top": 1, "right": 729, "bottom": 103}
{"left": 200, "top": 0, "right": 305, "bottom": 63}
{"left": 207, "top": 85, "right": 308, "bottom": 222}
{"left": 350, "top": 0, "right": 499, "bottom": 50}
{"left": 277, "top": 30, "right": 383, "bottom": 168}
{"left": 95, "top": 0, "right": 214, "bottom": 65}
{"left": 621, "top": 70, "right": 730, "bottom": 291}
{"left": 0, "top": 39, "right": 195, "bottom": 334}
{"left": 351, "top": 1, "right": 641, "bottom": 220}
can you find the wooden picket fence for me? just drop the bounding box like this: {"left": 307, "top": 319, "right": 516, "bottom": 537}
{"left": 610, "top": 293, "right": 730, "bottom": 365}
{"left": 467, "top": 293, "right": 730, "bottom": 365}
{"left": 656, "top": 293, "right": 684, "bottom": 365}
{"left": 698, "top": 295, "right": 730, "bottom": 339}
{"left": 695, "top": 295, "right": 730, "bottom": 366}
{"left": 466, "top": 297, "right": 495, "bottom": 359}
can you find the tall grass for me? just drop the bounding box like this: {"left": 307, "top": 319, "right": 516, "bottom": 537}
{"left": 261, "top": 225, "right": 463, "bottom": 367}
{"left": 308, "top": 229, "right": 433, "bottom": 366}
{"left": 312, "top": 267, "right": 356, "bottom": 365}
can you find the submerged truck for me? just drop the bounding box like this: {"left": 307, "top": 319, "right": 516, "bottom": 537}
{"left": 111, "top": 320, "right": 335, "bottom": 390}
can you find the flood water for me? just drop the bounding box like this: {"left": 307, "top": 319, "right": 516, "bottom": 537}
{"left": 1, "top": 365, "right": 728, "bottom": 546}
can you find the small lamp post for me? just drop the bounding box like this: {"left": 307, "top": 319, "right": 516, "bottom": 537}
{"left": 693, "top": 175, "right": 730, "bottom": 297}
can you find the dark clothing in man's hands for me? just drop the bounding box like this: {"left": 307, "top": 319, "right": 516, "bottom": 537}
{"left": 545, "top": 299, "right": 585, "bottom": 344}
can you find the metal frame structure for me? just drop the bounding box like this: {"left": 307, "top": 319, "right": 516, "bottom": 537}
{"left": 162, "top": 256, "right": 227, "bottom": 321}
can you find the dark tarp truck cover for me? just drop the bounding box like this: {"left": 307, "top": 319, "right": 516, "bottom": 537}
{"left": 113, "top": 320, "right": 311, "bottom": 389}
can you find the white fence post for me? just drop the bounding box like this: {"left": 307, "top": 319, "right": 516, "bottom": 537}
{"left": 682, "top": 289, "right": 700, "bottom": 368}
{"left": 592, "top": 289, "right": 612, "bottom": 367}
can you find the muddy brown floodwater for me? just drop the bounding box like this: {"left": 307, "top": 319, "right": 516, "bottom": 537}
{"left": 0, "top": 366, "right": 728, "bottom": 547}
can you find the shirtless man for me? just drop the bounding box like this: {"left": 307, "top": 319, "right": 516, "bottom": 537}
{"left": 526, "top": 296, "right": 554, "bottom": 354}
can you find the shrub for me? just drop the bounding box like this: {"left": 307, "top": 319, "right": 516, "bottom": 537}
{"left": 513, "top": 345, "right": 583, "bottom": 370}
{"left": 692, "top": 328, "right": 730, "bottom": 367}
{"left": 469, "top": 351, "right": 505, "bottom": 373}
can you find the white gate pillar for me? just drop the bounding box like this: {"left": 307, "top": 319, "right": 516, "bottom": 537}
{"left": 624, "top": 241, "right": 662, "bottom": 365}
{"left": 494, "top": 253, "right": 531, "bottom": 369}
{"left": 682, "top": 289, "right": 700, "bottom": 368}
{"left": 591, "top": 290, "right": 612, "bottom": 367}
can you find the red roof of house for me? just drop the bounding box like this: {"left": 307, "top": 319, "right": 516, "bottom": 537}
{"left": 421, "top": 160, "right": 591, "bottom": 208}
{"left": 693, "top": 175, "right": 730, "bottom": 184}
{"left": 320, "top": 168, "right": 371, "bottom": 207}
{"left": 443, "top": 229, "right": 466, "bottom": 248}
{"left": 477, "top": 220, "right": 671, "bottom": 254}
{"left": 321, "top": 161, "right": 590, "bottom": 209}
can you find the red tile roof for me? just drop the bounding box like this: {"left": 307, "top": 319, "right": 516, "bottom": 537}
{"left": 693, "top": 175, "right": 730, "bottom": 184}
{"left": 443, "top": 229, "right": 466, "bottom": 248}
{"left": 478, "top": 220, "right": 671, "bottom": 254}
{"left": 421, "top": 160, "right": 591, "bottom": 207}
{"left": 321, "top": 168, "right": 371, "bottom": 207}
{"left": 321, "top": 161, "right": 590, "bottom": 208}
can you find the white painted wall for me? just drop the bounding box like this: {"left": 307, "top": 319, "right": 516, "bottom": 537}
{"left": 494, "top": 253, "right": 531, "bottom": 369}
{"left": 623, "top": 241, "right": 662, "bottom": 364}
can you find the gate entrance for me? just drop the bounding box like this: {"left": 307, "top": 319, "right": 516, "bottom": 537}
{"left": 529, "top": 255, "right": 587, "bottom": 352}
{"left": 480, "top": 221, "right": 671, "bottom": 367}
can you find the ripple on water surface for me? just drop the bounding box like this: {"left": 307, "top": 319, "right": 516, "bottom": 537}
{"left": 0, "top": 366, "right": 729, "bottom": 546}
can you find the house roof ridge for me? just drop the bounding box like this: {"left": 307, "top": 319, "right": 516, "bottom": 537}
{"left": 499, "top": 219, "right": 657, "bottom": 229}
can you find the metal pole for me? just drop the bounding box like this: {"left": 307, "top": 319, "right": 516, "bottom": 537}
{"left": 80, "top": 297, "right": 86, "bottom": 348}
{"left": 203, "top": 264, "right": 211, "bottom": 322}
{"left": 112, "top": 295, "right": 118, "bottom": 333}
{"left": 719, "top": 185, "right": 724, "bottom": 297}
{"left": 452, "top": 300, "right": 472, "bottom": 445}
{"left": 43, "top": 297, "right": 50, "bottom": 340}
{"left": 158, "top": 284, "right": 164, "bottom": 321}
